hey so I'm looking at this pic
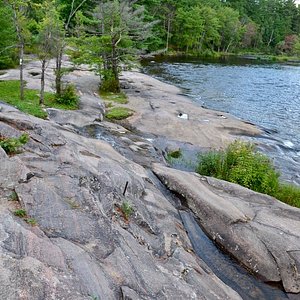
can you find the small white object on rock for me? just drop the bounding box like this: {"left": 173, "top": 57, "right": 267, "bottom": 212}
{"left": 178, "top": 113, "right": 188, "bottom": 120}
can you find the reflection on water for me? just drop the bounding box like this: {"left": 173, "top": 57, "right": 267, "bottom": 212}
{"left": 143, "top": 57, "right": 300, "bottom": 185}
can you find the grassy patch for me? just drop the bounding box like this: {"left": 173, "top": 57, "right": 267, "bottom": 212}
{"left": 100, "top": 91, "right": 128, "bottom": 104}
{"left": 105, "top": 107, "right": 133, "bottom": 120}
{"left": 0, "top": 80, "right": 78, "bottom": 118}
{"left": 196, "top": 141, "right": 300, "bottom": 208}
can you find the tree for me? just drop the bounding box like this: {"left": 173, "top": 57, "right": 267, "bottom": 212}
{"left": 88, "top": 0, "right": 154, "bottom": 92}
{"left": 0, "top": 4, "right": 17, "bottom": 69}
{"left": 5, "top": 0, "right": 30, "bottom": 100}
{"left": 173, "top": 7, "right": 204, "bottom": 52}
{"left": 217, "top": 7, "right": 242, "bottom": 53}
{"left": 54, "top": 0, "right": 89, "bottom": 96}
{"left": 36, "top": 1, "right": 61, "bottom": 105}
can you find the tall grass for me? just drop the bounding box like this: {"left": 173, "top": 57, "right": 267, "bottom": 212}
{"left": 196, "top": 141, "right": 300, "bottom": 208}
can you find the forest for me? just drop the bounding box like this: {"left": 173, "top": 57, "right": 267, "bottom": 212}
{"left": 1, "top": 0, "right": 300, "bottom": 93}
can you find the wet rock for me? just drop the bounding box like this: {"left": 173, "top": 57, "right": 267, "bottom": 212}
{"left": 153, "top": 164, "right": 300, "bottom": 293}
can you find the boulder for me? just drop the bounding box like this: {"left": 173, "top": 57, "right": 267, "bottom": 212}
{"left": 153, "top": 164, "right": 300, "bottom": 293}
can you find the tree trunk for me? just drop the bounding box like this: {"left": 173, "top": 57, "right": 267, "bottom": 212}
{"left": 40, "top": 59, "right": 46, "bottom": 105}
{"left": 267, "top": 29, "right": 274, "bottom": 48}
{"left": 19, "top": 42, "right": 24, "bottom": 101}
{"left": 111, "top": 42, "right": 120, "bottom": 92}
{"left": 225, "top": 39, "right": 233, "bottom": 53}
{"left": 198, "top": 31, "right": 206, "bottom": 52}
{"left": 55, "top": 49, "right": 63, "bottom": 96}
{"left": 166, "top": 18, "right": 171, "bottom": 52}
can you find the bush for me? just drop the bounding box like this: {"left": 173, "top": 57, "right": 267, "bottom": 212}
{"left": 56, "top": 84, "right": 79, "bottom": 107}
{"left": 0, "top": 133, "right": 29, "bottom": 155}
{"left": 167, "top": 149, "right": 182, "bottom": 159}
{"left": 197, "top": 141, "right": 280, "bottom": 195}
{"left": 196, "top": 141, "right": 300, "bottom": 208}
{"left": 100, "top": 78, "right": 120, "bottom": 93}
{"left": 275, "top": 184, "right": 300, "bottom": 208}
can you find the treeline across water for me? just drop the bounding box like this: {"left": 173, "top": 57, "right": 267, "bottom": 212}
{"left": 141, "top": 0, "right": 300, "bottom": 56}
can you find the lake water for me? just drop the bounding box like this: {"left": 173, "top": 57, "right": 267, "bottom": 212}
{"left": 143, "top": 56, "right": 300, "bottom": 185}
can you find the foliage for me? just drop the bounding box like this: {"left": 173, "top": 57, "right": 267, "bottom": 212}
{"left": 0, "top": 4, "right": 17, "bottom": 69}
{"left": 197, "top": 141, "right": 279, "bottom": 195}
{"left": 26, "top": 218, "right": 37, "bottom": 226}
{"left": 275, "top": 184, "right": 300, "bottom": 208}
{"left": 0, "top": 80, "right": 77, "bottom": 118}
{"left": 14, "top": 209, "right": 27, "bottom": 218}
{"left": 121, "top": 201, "right": 133, "bottom": 220}
{"left": 166, "top": 149, "right": 182, "bottom": 160}
{"left": 196, "top": 141, "right": 300, "bottom": 208}
{"left": 55, "top": 84, "right": 79, "bottom": 107}
{"left": 105, "top": 107, "right": 133, "bottom": 120}
{"left": 100, "top": 91, "right": 128, "bottom": 104}
{"left": 0, "top": 133, "right": 29, "bottom": 155}
{"left": 9, "top": 191, "right": 19, "bottom": 201}
{"left": 13, "top": 208, "right": 37, "bottom": 225}
{"left": 100, "top": 73, "right": 121, "bottom": 93}
{"left": 71, "top": 0, "right": 156, "bottom": 92}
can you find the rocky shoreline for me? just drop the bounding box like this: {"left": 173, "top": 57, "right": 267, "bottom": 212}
{"left": 0, "top": 60, "right": 299, "bottom": 299}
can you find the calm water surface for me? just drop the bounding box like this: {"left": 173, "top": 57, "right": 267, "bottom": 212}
{"left": 143, "top": 57, "right": 300, "bottom": 184}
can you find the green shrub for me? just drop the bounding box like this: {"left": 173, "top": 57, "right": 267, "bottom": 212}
{"left": 121, "top": 201, "right": 134, "bottom": 220}
{"left": 275, "top": 184, "right": 300, "bottom": 208}
{"left": 105, "top": 107, "right": 133, "bottom": 120}
{"left": 0, "top": 133, "right": 29, "bottom": 155}
{"left": 100, "top": 78, "right": 120, "bottom": 93}
{"left": 167, "top": 149, "right": 182, "bottom": 159}
{"left": 196, "top": 141, "right": 300, "bottom": 208}
{"left": 55, "top": 84, "right": 79, "bottom": 107}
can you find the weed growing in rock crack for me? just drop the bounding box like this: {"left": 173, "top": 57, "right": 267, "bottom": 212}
{"left": 9, "top": 191, "right": 19, "bottom": 201}
{"left": 14, "top": 209, "right": 27, "bottom": 218}
{"left": 26, "top": 218, "right": 37, "bottom": 226}
{"left": 121, "top": 201, "right": 134, "bottom": 220}
{"left": 0, "top": 133, "right": 29, "bottom": 155}
{"left": 13, "top": 209, "right": 37, "bottom": 226}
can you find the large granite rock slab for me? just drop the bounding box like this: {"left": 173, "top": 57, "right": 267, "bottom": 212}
{"left": 153, "top": 164, "right": 300, "bottom": 294}
{"left": 0, "top": 111, "right": 241, "bottom": 299}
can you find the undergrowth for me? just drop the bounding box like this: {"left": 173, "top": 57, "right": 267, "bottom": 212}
{"left": 0, "top": 133, "right": 29, "bottom": 154}
{"left": 196, "top": 141, "right": 300, "bottom": 208}
{"left": 0, "top": 80, "right": 78, "bottom": 118}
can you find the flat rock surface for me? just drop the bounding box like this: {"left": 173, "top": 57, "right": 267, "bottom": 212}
{"left": 152, "top": 164, "right": 300, "bottom": 294}
{"left": 121, "top": 71, "right": 261, "bottom": 149}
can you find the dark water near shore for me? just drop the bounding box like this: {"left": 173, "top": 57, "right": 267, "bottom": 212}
{"left": 142, "top": 56, "right": 300, "bottom": 185}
